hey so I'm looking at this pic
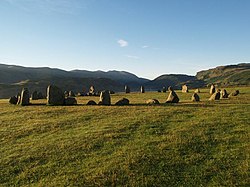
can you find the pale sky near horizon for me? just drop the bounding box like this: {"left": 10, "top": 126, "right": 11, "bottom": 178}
{"left": 0, "top": 0, "right": 249, "bottom": 79}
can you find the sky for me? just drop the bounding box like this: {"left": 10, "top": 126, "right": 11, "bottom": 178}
{"left": 0, "top": 0, "right": 249, "bottom": 79}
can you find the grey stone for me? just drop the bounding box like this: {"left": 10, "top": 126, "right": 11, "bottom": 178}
{"left": 220, "top": 89, "right": 229, "bottom": 98}
{"left": 31, "top": 91, "right": 38, "bottom": 100}
{"left": 191, "top": 93, "right": 200, "bottom": 102}
{"left": 166, "top": 88, "right": 179, "bottom": 103}
{"left": 229, "top": 90, "right": 240, "bottom": 97}
{"left": 86, "top": 100, "right": 97, "bottom": 105}
{"left": 69, "top": 91, "right": 75, "bottom": 97}
{"left": 18, "top": 88, "right": 30, "bottom": 106}
{"left": 47, "top": 85, "right": 65, "bottom": 105}
{"left": 9, "top": 96, "right": 18, "bottom": 105}
{"left": 162, "top": 87, "right": 167, "bottom": 93}
{"left": 209, "top": 91, "right": 220, "bottom": 101}
{"left": 99, "top": 90, "right": 111, "bottom": 105}
{"left": 146, "top": 99, "right": 160, "bottom": 105}
{"left": 115, "top": 98, "right": 129, "bottom": 106}
{"left": 210, "top": 84, "right": 216, "bottom": 95}
{"left": 125, "top": 85, "right": 130, "bottom": 93}
{"left": 182, "top": 85, "right": 188, "bottom": 93}
{"left": 141, "top": 86, "right": 145, "bottom": 93}
{"left": 64, "top": 97, "right": 77, "bottom": 105}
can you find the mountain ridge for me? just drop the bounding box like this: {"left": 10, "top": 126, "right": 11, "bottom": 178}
{"left": 0, "top": 63, "right": 249, "bottom": 98}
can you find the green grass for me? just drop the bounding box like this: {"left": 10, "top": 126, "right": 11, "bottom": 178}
{"left": 0, "top": 87, "right": 249, "bottom": 186}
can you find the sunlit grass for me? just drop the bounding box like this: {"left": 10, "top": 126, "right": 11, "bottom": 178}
{"left": 0, "top": 87, "right": 249, "bottom": 186}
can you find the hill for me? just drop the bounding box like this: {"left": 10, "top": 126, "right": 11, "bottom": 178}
{"left": 0, "top": 87, "right": 249, "bottom": 186}
{"left": 196, "top": 63, "right": 250, "bottom": 86}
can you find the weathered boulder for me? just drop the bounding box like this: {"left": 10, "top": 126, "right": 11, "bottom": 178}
{"left": 69, "top": 91, "right": 75, "bottom": 97}
{"left": 194, "top": 88, "right": 200, "bottom": 93}
{"left": 18, "top": 88, "right": 30, "bottom": 106}
{"left": 47, "top": 85, "right": 65, "bottom": 105}
{"left": 182, "top": 85, "right": 188, "bottom": 93}
{"left": 86, "top": 100, "right": 97, "bottom": 105}
{"left": 64, "top": 97, "right": 77, "bottom": 105}
{"left": 220, "top": 89, "right": 229, "bottom": 98}
{"left": 125, "top": 85, "right": 130, "bottom": 93}
{"left": 31, "top": 91, "right": 38, "bottom": 100}
{"left": 209, "top": 91, "right": 220, "bottom": 101}
{"left": 9, "top": 96, "right": 18, "bottom": 105}
{"left": 191, "top": 93, "right": 200, "bottom": 102}
{"left": 99, "top": 90, "right": 111, "bottom": 105}
{"left": 162, "top": 87, "right": 167, "bottom": 93}
{"left": 115, "top": 98, "right": 129, "bottom": 106}
{"left": 229, "top": 90, "right": 240, "bottom": 97}
{"left": 140, "top": 86, "right": 145, "bottom": 93}
{"left": 146, "top": 99, "right": 160, "bottom": 105}
{"left": 166, "top": 87, "right": 179, "bottom": 103}
{"left": 210, "top": 84, "right": 216, "bottom": 95}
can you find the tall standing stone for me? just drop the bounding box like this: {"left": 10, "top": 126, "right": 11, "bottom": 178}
{"left": 210, "top": 84, "right": 216, "bottom": 95}
{"left": 47, "top": 85, "right": 65, "bottom": 105}
{"left": 166, "top": 87, "right": 179, "bottom": 103}
{"left": 191, "top": 93, "right": 200, "bottom": 102}
{"left": 18, "top": 88, "right": 30, "bottom": 106}
{"left": 220, "top": 89, "right": 229, "bottom": 99}
{"left": 182, "top": 85, "right": 188, "bottom": 93}
{"left": 125, "top": 85, "right": 130, "bottom": 93}
{"left": 209, "top": 90, "right": 220, "bottom": 101}
{"left": 99, "top": 90, "right": 111, "bottom": 105}
{"left": 69, "top": 91, "right": 75, "bottom": 97}
{"left": 140, "top": 86, "right": 145, "bottom": 93}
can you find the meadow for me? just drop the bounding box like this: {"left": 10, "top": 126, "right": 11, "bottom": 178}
{"left": 0, "top": 87, "right": 249, "bottom": 186}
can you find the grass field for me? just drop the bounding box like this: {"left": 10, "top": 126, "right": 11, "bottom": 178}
{"left": 0, "top": 87, "right": 249, "bottom": 186}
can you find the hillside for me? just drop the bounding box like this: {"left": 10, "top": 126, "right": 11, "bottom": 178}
{"left": 145, "top": 74, "right": 197, "bottom": 90}
{"left": 196, "top": 63, "right": 250, "bottom": 86}
{"left": 0, "top": 87, "right": 249, "bottom": 186}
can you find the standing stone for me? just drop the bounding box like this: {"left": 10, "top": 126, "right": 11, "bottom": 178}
{"left": 18, "top": 88, "right": 30, "bottom": 106}
{"left": 194, "top": 88, "right": 200, "bottom": 93}
{"left": 31, "top": 91, "right": 38, "bottom": 100}
{"left": 9, "top": 96, "right": 18, "bottom": 105}
{"left": 191, "top": 93, "right": 200, "bottom": 102}
{"left": 64, "top": 91, "right": 69, "bottom": 97}
{"left": 115, "top": 98, "right": 129, "bottom": 106}
{"left": 47, "top": 85, "right": 65, "bottom": 105}
{"left": 146, "top": 99, "right": 160, "bottom": 105}
{"left": 162, "top": 87, "right": 167, "bottom": 93}
{"left": 209, "top": 90, "right": 220, "bottom": 101}
{"left": 166, "top": 87, "right": 179, "bottom": 103}
{"left": 99, "top": 90, "right": 111, "bottom": 105}
{"left": 229, "top": 90, "right": 240, "bottom": 97}
{"left": 69, "top": 91, "right": 75, "bottom": 97}
{"left": 125, "top": 85, "right": 130, "bottom": 93}
{"left": 182, "top": 85, "right": 189, "bottom": 93}
{"left": 210, "top": 84, "right": 216, "bottom": 95}
{"left": 220, "top": 89, "right": 229, "bottom": 99}
{"left": 140, "top": 86, "right": 145, "bottom": 93}
{"left": 64, "top": 97, "right": 77, "bottom": 105}
{"left": 89, "top": 86, "right": 95, "bottom": 96}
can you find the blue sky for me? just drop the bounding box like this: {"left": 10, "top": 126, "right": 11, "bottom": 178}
{"left": 0, "top": 0, "right": 249, "bottom": 79}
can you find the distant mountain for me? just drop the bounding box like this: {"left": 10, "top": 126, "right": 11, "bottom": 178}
{"left": 0, "top": 63, "right": 249, "bottom": 99}
{"left": 196, "top": 63, "right": 250, "bottom": 86}
{"left": 0, "top": 63, "right": 149, "bottom": 98}
{"left": 145, "top": 74, "right": 196, "bottom": 90}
